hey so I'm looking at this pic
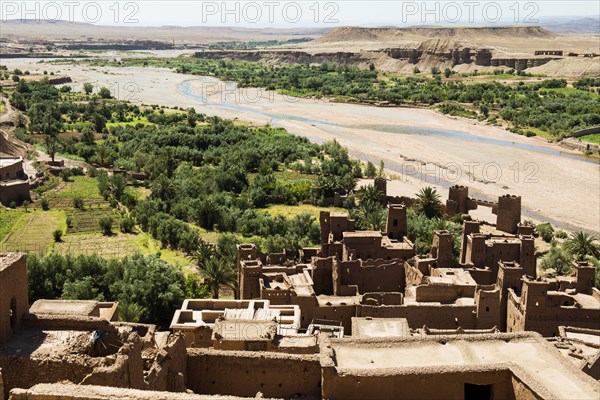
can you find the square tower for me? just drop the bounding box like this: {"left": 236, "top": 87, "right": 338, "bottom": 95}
{"left": 0, "top": 253, "right": 28, "bottom": 344}
{"left": 386, "top": 204, "right": 407, "bottom": 240}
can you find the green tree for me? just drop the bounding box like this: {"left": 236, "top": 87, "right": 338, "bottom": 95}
{"left": 83, "top": 82, "right": 94, "bottom": 95}
{"left": 99, "top": 216, "right": 113, "bottom": 236}
{"left": 377, "top": 160, "right": 385, "bottom": 178}
{"left": 358, "top": 184, "right": 383, "bottom": 209}
{"left": 415, "top": 186, "right": 443, "bottom": 218}
{"left": 194, "top": 253, "right": 237, "bottom": 299}
{"left": 118, "top": 302, "right": 146, "bottom": 323}
{"left": 44, "top": 134, "right": 61, "bottom": 163}
{"left": 564, "top": 231, "right": 600, "bottom": 261}
{"left": 62, "top": 277, "right": 102, "bottom": 300}
{"left": 53, "top": 229, "right": 63, "bottom": 242}
{"left": 22, "top": 199, "right": 30, "bottom": 212}
{"left": 540, "top": 243, "right": 573, "bottom": 277}
{"left": 73, "top": 196, "right": 84, "bottom": 209}
{"left": 364, "top": 161, "right": 377, "bottom": 178}
{"left": 98, "top": 86, "right": 112, "bottom": 99}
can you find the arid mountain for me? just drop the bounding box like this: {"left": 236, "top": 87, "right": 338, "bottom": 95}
{"left": 313, "top": 26, "right": 556, "bottom": 44}
{"left": 0, "top": 20, "right": 330, "bottom": 44}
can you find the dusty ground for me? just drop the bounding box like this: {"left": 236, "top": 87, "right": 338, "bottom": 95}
{"left": 3, "top": 58, "right": 598, "bottom": 234}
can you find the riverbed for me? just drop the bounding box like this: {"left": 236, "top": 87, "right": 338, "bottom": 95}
{"left": 4, "top": 58, "right": 599, "bottom": 234}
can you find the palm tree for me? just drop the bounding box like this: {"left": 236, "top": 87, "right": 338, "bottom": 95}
{"left": 359, "top": 184, "right": 383, "bottom": 209}
{"left": 564, "top": 231, "right": 600, "bottom": 261}
{"left": 44, "top": 134, "right": 60, "bottom": 163}
{"left": 197, "top": 256, "right": 237, "bottom": 299}
{"left": 415, "top": 187, "right": 443, "bottom": 218}
{"left": 118, "top": 302, "right": 146, "bottom": 323}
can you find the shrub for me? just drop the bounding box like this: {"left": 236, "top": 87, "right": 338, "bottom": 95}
{"left": 120, "top": 215, "right": 135, "bottom": 233}
{"left": 53, "top": 229, "right": 63, "bottom": 242}
{"left": 60, "top": 168, "right": 72, "bottom": 182}
{"left": 41, "top": 198, "right": 49, "bottom": 211}
{"left": 73, "top": 196, "right": 84, "bottom": 209}
{"left": 99, "top": 216, "right": 113, "bottom": 235}
{"left": 536, "top": 223, "right": 554, "bottom": 243}
{"left": 554, "top": 230, "right": 568, "bottom": 239}
{"left": 66, "top": 216, "right": 73, "bottom": 228}
{"left": 9, "top": 200, "right": 16, "bottom": 209}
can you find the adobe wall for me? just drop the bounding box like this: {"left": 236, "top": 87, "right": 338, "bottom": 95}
{"left": 0, "top": 182, "right": 30, "bottom": 206}
{"left": 313, "top": 257, "right": 334, "bottom": 295}
{"left": 506, "top": 292, "right": 600, "bottom": 337}
{"left": 0, "top": 160, "right": 24, "bottom": 180}
{"left": 0, "top": 254, "right": 28, "bottom": 345}
{"left": 7, "top": 383, "right": 228, "bottom": 400}
{"left": 0, "top": 355, "right": 99, "bottom": 398}
{"left": 337, "top": 259, "right": 405, "bottom": 295}
{"left": 291, "top": 295, "right": 357, "bottom": 333}
{"left": 186, "top": 348, "right": 321, "bottom": 398}
{"left": 174, "top": 326, "right": 213, "bottom": 348}
{"left": 357, "top": 304, "right": 482, "bottom": 329}
{"left": 321, "top": 366, "right": 517, "bottom": 400}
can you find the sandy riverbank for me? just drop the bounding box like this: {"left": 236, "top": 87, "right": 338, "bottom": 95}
{"left": 4, "top": 58, "right": 599, "bottom": 234}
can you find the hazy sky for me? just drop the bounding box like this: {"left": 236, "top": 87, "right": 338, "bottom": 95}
{"left": 2, "top": 1, "right": 598, "bottom": 27}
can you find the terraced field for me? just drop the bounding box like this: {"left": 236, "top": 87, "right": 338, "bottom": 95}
{"left": 1, "top": 210, "right": 65, "bottom": 254}
{"left": 66, "top": 209, "right": 121, "bottom": 234}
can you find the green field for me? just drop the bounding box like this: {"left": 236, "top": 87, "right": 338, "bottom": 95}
{"left": 47, "top": 176, "right": 103, "bottom": 200}
{"left": 580, "top": 134, "right": 600, "bottom": 145}
{"left": 54, "top": 230, "right": 191, "bottom": 268}
{"left": 264, "top": 204, "right": 344, "bottom": 219}
{"left": 66, "top": 208, "right": 121, "bottom": 233}
{"left": 1, "top": 210, "right": 65, "bottom": 253}
{"left": 106, "top": 115, "right": 154, "bottom": 129}
{"left": 0, "top": 209, "right": 26, "bottom": 241}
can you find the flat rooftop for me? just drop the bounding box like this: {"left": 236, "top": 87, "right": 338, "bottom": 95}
{"left": 213, "top": 320, "right": 277, "bottom": 341}
{"left": 343, "top": 231, "right": 382, "bottom": 238}
{"left": 30, "top": 299, "right": 98, "bottom": 316}
{"left": 329, "top": 334, "right": 599, "bottom": 400}
{"left": 352, "top": 317, "right": 411, "bottom": 338}
{"left": 0, "top": 157, "right": 21, "bottom": 168}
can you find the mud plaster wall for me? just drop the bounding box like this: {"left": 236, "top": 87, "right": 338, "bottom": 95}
{"left": 0, "top": 355, "right": 98, "bottom": 398}
{"left": 0, "top": 256, "right": 28, "bottom": 345}
{"left": 321, "top": 368, "right": 519, "bottom": 400}
{"left": 507, "top": 299, "right": 600, "bottom": 337}
{"left": 338, "top": 260, "right": 405, "bottom": 294}
{"left": 357, "top": 305, "right": 487, "bottom": 329}
{"left": 186, "top": 349, "right": 321, "bottom": 398}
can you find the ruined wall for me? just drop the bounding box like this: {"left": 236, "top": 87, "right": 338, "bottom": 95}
{"left": 0, "top": 355, "right": 98, "bottom": 397}
{"left": 8, "top": 383, "right": 222, "bottom": 400}
{"left": 186, "top": 349, "right": 321, "bottom": 398}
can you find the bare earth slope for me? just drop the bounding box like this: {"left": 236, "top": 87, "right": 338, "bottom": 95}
{"left": 0, "top": 20, "right": 329, "bottom": 44}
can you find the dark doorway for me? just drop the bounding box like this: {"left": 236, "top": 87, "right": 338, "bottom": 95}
{"left": 465, "top": 383, "right": 492, "bottom": 400}
{"left": 10, "top": 297, "right": 17, "bottom": 329}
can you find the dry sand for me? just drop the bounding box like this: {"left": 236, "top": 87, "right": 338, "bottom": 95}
{"left": 4, "top": 58, "right": 599, "bottom": 234}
